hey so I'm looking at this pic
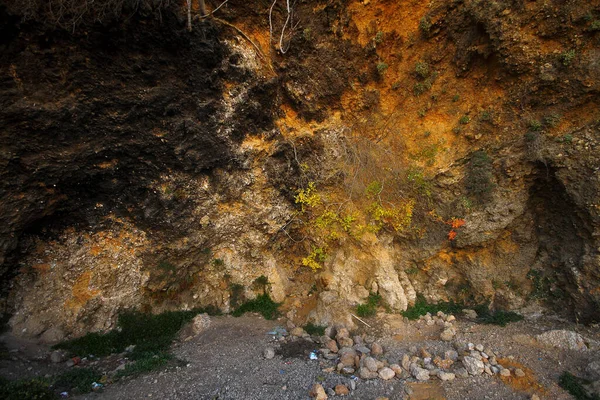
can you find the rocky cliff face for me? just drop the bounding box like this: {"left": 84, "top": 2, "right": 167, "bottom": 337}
{"left": 1, "top": 0, "right": 599, "bottom": 341}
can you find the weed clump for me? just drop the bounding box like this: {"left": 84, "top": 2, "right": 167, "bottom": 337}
{"left": 356, "top": 293, "right": 382, "bottom": 318}
{"left": 232, "top": 293, "right": 280, "bottom": 320}
{"left": 303, "top": 323, "right": 326, "bottom": 336}
{"left": 402, "top": 295, "right": 463, "bottom": 320}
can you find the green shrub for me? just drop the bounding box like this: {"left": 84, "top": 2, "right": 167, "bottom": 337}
{"left": 473, "top": 304, "right": 523, "bottom": 327}
{"left": 115, "top": 352, "right": 173, "bottom": 378}
{"left": 452, "top": 94, "right": 460, "bottom": 102}
{"left": 303, "top": 323, "right": 326, "bottom": 336}
{"left": 232, "top": 293, "right": 280, "bottom": 320}
{"left": 402, "top": 295, "right": 463, "bottom": 320}
{"left": 459, "top": 115, "right": 470, "bottom": 125}
{"left": 54, "top": 309, "right": 205, "bottom": 359}
{"left": 377, "top": 62, "right": 389, "bottom": 76}
{"left": 52, "top": 367, "right": 101, "bottom": 394}
{"left": 559, "top": 371, "right": 600, "bottom": 400}
{"left": 543, "top": 113, "right": 561, "bottom": 128}
{"left": 356, "top": 293, "right": 382, "bottom": 318}
{"left": 413, "top": 81, "right": 432, "bottom": 96}
{"left": 529, "top": 119, "right": 542, "bottom": 131}
{"left": 374, "top": 31, "right": 384, "bottom": 44}
{"left": 560, "top": 49, "right": 576, "bottom": 66}
{"left": 419, "top": 16, "right": 432, "bottom": 34}
{"left": 415, "top": 61, "right": 430, "bottom": 78}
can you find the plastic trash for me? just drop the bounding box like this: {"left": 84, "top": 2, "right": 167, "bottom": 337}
{"left": 309, "top": 352, "right": 318, "bottom": 360}
{"left": 60, "top": 392, "right": 69, "bottom": 398}
{"left": 91, "top": 382, "right": 103, "bottom": 390}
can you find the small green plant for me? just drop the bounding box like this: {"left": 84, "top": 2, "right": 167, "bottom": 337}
{"left": 365, "top": 181, "right": 383, "bottom": 198}
{"left": 561, "top": 134, "right": 573, "bottom": 144}
{"left": 115, "top": 352, "right": 173, "bottom": 378}
{"left": 356, "top": 293, "right": 382, "bottom": 318}
{"left": 473, "top": 304, "right": 523, "bottom": 327}
{"left": 157, "top": 260, "right": 176, "bottom": 272}
{"left": 391, "top": 81, "right": 401, "bottom": 90}
{"left": 479, "top": 110, "right": 492, "bottom": 122}
{"left": 419, "top": 16, "right": 432, "bottom": 34}
{"left": 559, "top": 371, "right": 600, "bottom": 400}
{"left": 452, "top": 94, "right": 460, "bottom": 102}
{"left": 377, "top": 62, "right": 389, "bottom": 76}
{"left": 295, "top": 182, "right": 321, "bottom": 211}
{"left": 413, "top": 81, "right": 432, "bottom": 96}
{"left": 405, "top": 267, "right": 419, "bottom": 275}
{"left": 374, "top": 30, "right": 384, "bottom": 44}
{"left": 303, "top": 27, "right": 313, "bottom": 41}
{"left": 543, "top": 113, "right": 561, "bottom": 128}
{"left": 590, "top": 20, "right": 600, "bottom": 31}
{"left": 418, "top": 109, "right": 427, "bottom": 118}
{"left": 560, "top": 49, "right": 576, "bottom": 66}
{"left": 253, "top": 275, "right": 270, "bottom": 294}
{"left": 303, "top": 323, "right": 326, "bottom": 336}
{"left": 232, "top": 293, "right": 280, "bottom": 320}
{"left": 212, "top": 258, "right": 225, "bottom": 267}
{"left": 229, "top": 283, "right": 245, "bottom": 308}
{"left": 423, "top": 131, "right": 432, "bottom": 138}
{"left": 452, "top": 126, "right": 462, "bottom": 135}
{"left": 302, "top": 246, "right": 327, "bottom": 271}
{"left": 415, "top": 61, "right": 430, "bottom": 78}
{"left": 529, "top": 119, "right": 542, "bottom": 131}
{"left": 459, "top": 115, "right": 470, "bottom": 125}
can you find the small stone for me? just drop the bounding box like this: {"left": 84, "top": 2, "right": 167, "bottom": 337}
{"left": 291, "top": 327, "right": 306, "bottom": 337}
{"left": 309, "top": 383, "right": 328, "bottom": 400}
{"left": 326, "top": 339, "right": 339, "bottom": 353}
{"left": 475, "top": 344, "right": 484, "bottom": 352}
{"left": 379, "top": 367, "right": 395, "bottom": 380}
{"left": 390, "top": 364, "right": 403, "bottom": 376}
{"left": 326, "top": 388, "right": 335, "bottom": 397}
{"left": 359, "top": 366, "right": 379, "bottom": 379}
{"left": 462, "top": 356, "right": 485, "bottom": 375}
{"left": 420, "top": 347, "right": 432, "bottom": 358}
{"left": 340, "top": 349, "right": 357, "bottom": 367}
{"left": 455, "top": 367, "right": 469, "bottom": 378}
{"left": 444, "top": 350, "right": 459, "bottom": 361}
{"left": 500, "top": 369, "right": 511, "bottom": 377}
{"left": 470, "top": 351, "right": 483, "bottom": 361}
{"left": 440, "top": 328, "right": 456, "bottom": 342}
{"left": 364, "top": 357, "right": 378, "bottom": 372}
{"left": 325, "top": 326, "right": 336, "bottom": 339}
{"left": 50, "top": 350, "right": 66, "bottom": 364}
{"left": 335, "top": 384, "right": 350, "bottom": 396}
{"left": 531, "top": 395, "right": 540, "bottom": 400}
{"left": 484, "top": 366, "right": 492, "bottom": 375}
{"left": 371, "top": 342, "right": 383, "bottom": 355}
{"left": 515, "top": 368, "right": 525, "bottom": 377}
{"left": 426, "top": 319, "right": 435, "bottom": 326}
{"left": 336, "top": 328, "right": 350, "bottom": 340}
{"left": 435, "top": 318, "right": 446, "bottom": 327}
{"left": 462, "top": 309, "right": 478, "bottom": 319}
{"left": 354, "top": 346, "right": 370, "bottom": 355}
{"left": 433, "top": 356, "right": 453, "bottom": 370}
{"left": 438, "top": 371, "right": 455, "bottom": 381}
{"left": 446, "top": 315, "right": 456, "bottom": 322}
{"left": 263, "top": 347, "right": 275, "bottom": 359}
{"left": 587, "top": 360, "right": 600, "bottom": 379}
{"left": 125, "top": 345, "right": 136, "bottom": 353}
{"left": 489, "top": 356, "right": 498, "bottom": 366}
{"left": 411, "top": 365, "right": 430, "bottom": 381}
{"left": 353, "top": 336, "right": 364, "bottom": 345}
{"left": 401, "top": 354, "right": 411, "bottom": 370}
{"left": 190, "top": 314, "right": 211, "bottom": 335}
{"left": 323, "top": 367, "right": 335, "bottom": 373}
{"left": 341, "top": 366, "right": 355, "bottom": 374}
{"left": 65, "top": 359, "right": 75, "bottom": 368}
{"left": 338, "top": 337, "right": 354, "bottom": 348}
{"left": 491, "top": 366, "right": 499, "bottom": 374}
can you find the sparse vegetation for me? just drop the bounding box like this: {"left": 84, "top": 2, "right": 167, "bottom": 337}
{"left": 232, "top": 293, "right": 280, "bottom": 320}
{"left": 356, "top": 293, "right": 382, "bottom": 318}
{"left": 402, "top": 295, "right": 463, "bottom": 320}
{"left": 529, "top": 119, "right": 542, "bottom": 131}
{"left": 543, "top": 113, "right": 561, "bottom": 128}
{"left": 559, "top": 371, "right": 600, "bottom": 400}
{"left": 419, "top": 16, "right": 432, "bottom": 34}
{"left": 0, "top": 377, "right": 55, "bottom": 400}
{"left": 560, "top": 49, "right": 576, "bottom": 66}
{"left": 415, "top": 61, "right": 430, "bottom": 78}
{"left": 413, "top": 81, "right": 432, "bottom": 96}
{"left": 452, "top": 94, "right": 460, "bottom": 102}
{"left": 376, "top": 62, "right": 389, "bottom": 76}
{"left": 459, "top": 115, "right": 470, "bottom": 125}
{"left": 303, "top": 323, "right": 326, "bottom": 336}
{"left": 374, "top": 31, "right": 384, "bottom": 44}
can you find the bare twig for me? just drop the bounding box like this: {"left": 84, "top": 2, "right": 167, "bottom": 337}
{"left": 351, "top": 313, "right": 372, "bottom": 328}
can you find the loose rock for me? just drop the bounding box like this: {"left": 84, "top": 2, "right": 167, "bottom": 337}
{"left": 462, "top": 356, "right": 485, "bottom": 375}
{"left": 378, "top": 367, "right": 395, "bottom": 380}
{"left": 263, "top": 347, "right": 275, "bottom": 359}
{"left": 309, "top": 383, "right": 328, "bottom": 400}
{"left": 335, "top": 384, "right": 349, "bottom": 396}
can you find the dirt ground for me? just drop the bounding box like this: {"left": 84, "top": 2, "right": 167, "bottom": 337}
{"left": 1, "top": 312, "right": 599, "bottom": 400}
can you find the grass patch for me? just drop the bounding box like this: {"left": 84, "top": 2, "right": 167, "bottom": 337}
{"left": 559, "top": 371, "right": 600, "bottom": 400}
{"left": 232, "top": 293, "right": 280, "bottom": 320}
{"left": 402, "top": 295, "right": 463, "bottom": 320}
{"left": 54, "top": 309, "right": 207, "bottom": 359}
{"left": 0, "top": 377, "right": 56, "bottom": 400}
{"left": 52, "top": 367, "right": 102, "bottom": 394}
{"left": 473, "top": 304, "right": 523, "bottom": 327}
{"left": 303, "top": 323, "right": 326, "bottom": 336}
{"left": 115, "top": 352, "right": 173, "bottom": 378}
{"left": 356, "top": 293, "right": 382, "bottom": 318}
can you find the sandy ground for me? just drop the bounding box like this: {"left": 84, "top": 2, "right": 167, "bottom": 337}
{"left": 1, "top": 312, "right": 599, "bottom": 400}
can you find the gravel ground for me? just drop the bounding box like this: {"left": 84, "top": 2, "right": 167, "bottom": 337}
{"left": 2, "top": 312, "right": 599, "bottom": 400}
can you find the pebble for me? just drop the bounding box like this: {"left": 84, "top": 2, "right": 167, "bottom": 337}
{"left": 354, "top": 345, "right": 370, "bottom": 355}
{"left": 326, "top": 339, "right": 339, "bottom": 353}
{"left": 500, "top": 369, "right": 511, "bottom": 377}
{"left": 401, "top": 354, "right": 411, "bottom": 370}
{"left": 515, "top": 368, "right": 526, "bottom": 377}
{"left": 445, "top": 350, "right": 459, "bottom": 361}
{"left": 475, "top": 344, "right": 484, "bottom": 352}
{"left": 263, "top": 347, "right": 275, "bottom": 359}
{"left": 390, "top": 364, "right": 403, "bottom": 376}
{"left": 371, "top": 342, "right": 383, "bottom": 355}
{"left": 455, "top": 367, "right": 469, "bottom": 378}
{"left": 335, "top": 384, "right": 350, "bottom": 395}
{"left": 438, "top": 371, "right": 455, "bottom": 381}
{"left": 50, "top": 350, "right": 66, "bottom": 363}
{"left": 440, "top": 328, "right": 456, "bottom": 341}
{"left": 364, "top": 357, "right": 378, "bottom": 372}
{"left": 336, "top": 328, "right": 350, "bottom": 340}
{"left": 291, "top": 327, "right": 306, "bottom": 337}
{"left": 378, "top": 367, "right": 395, "bottom": 380}
{"left": 309, "top": 383, "right": 328, "bottom": 400}
{"left": 462, "top": 356, "right": 485, "bottom": 375}
{"left": 411, "top": 365, "right": 430, "bottom": 381}
{"left": 359, "top": 366, "right": 379, "bottom": 379}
